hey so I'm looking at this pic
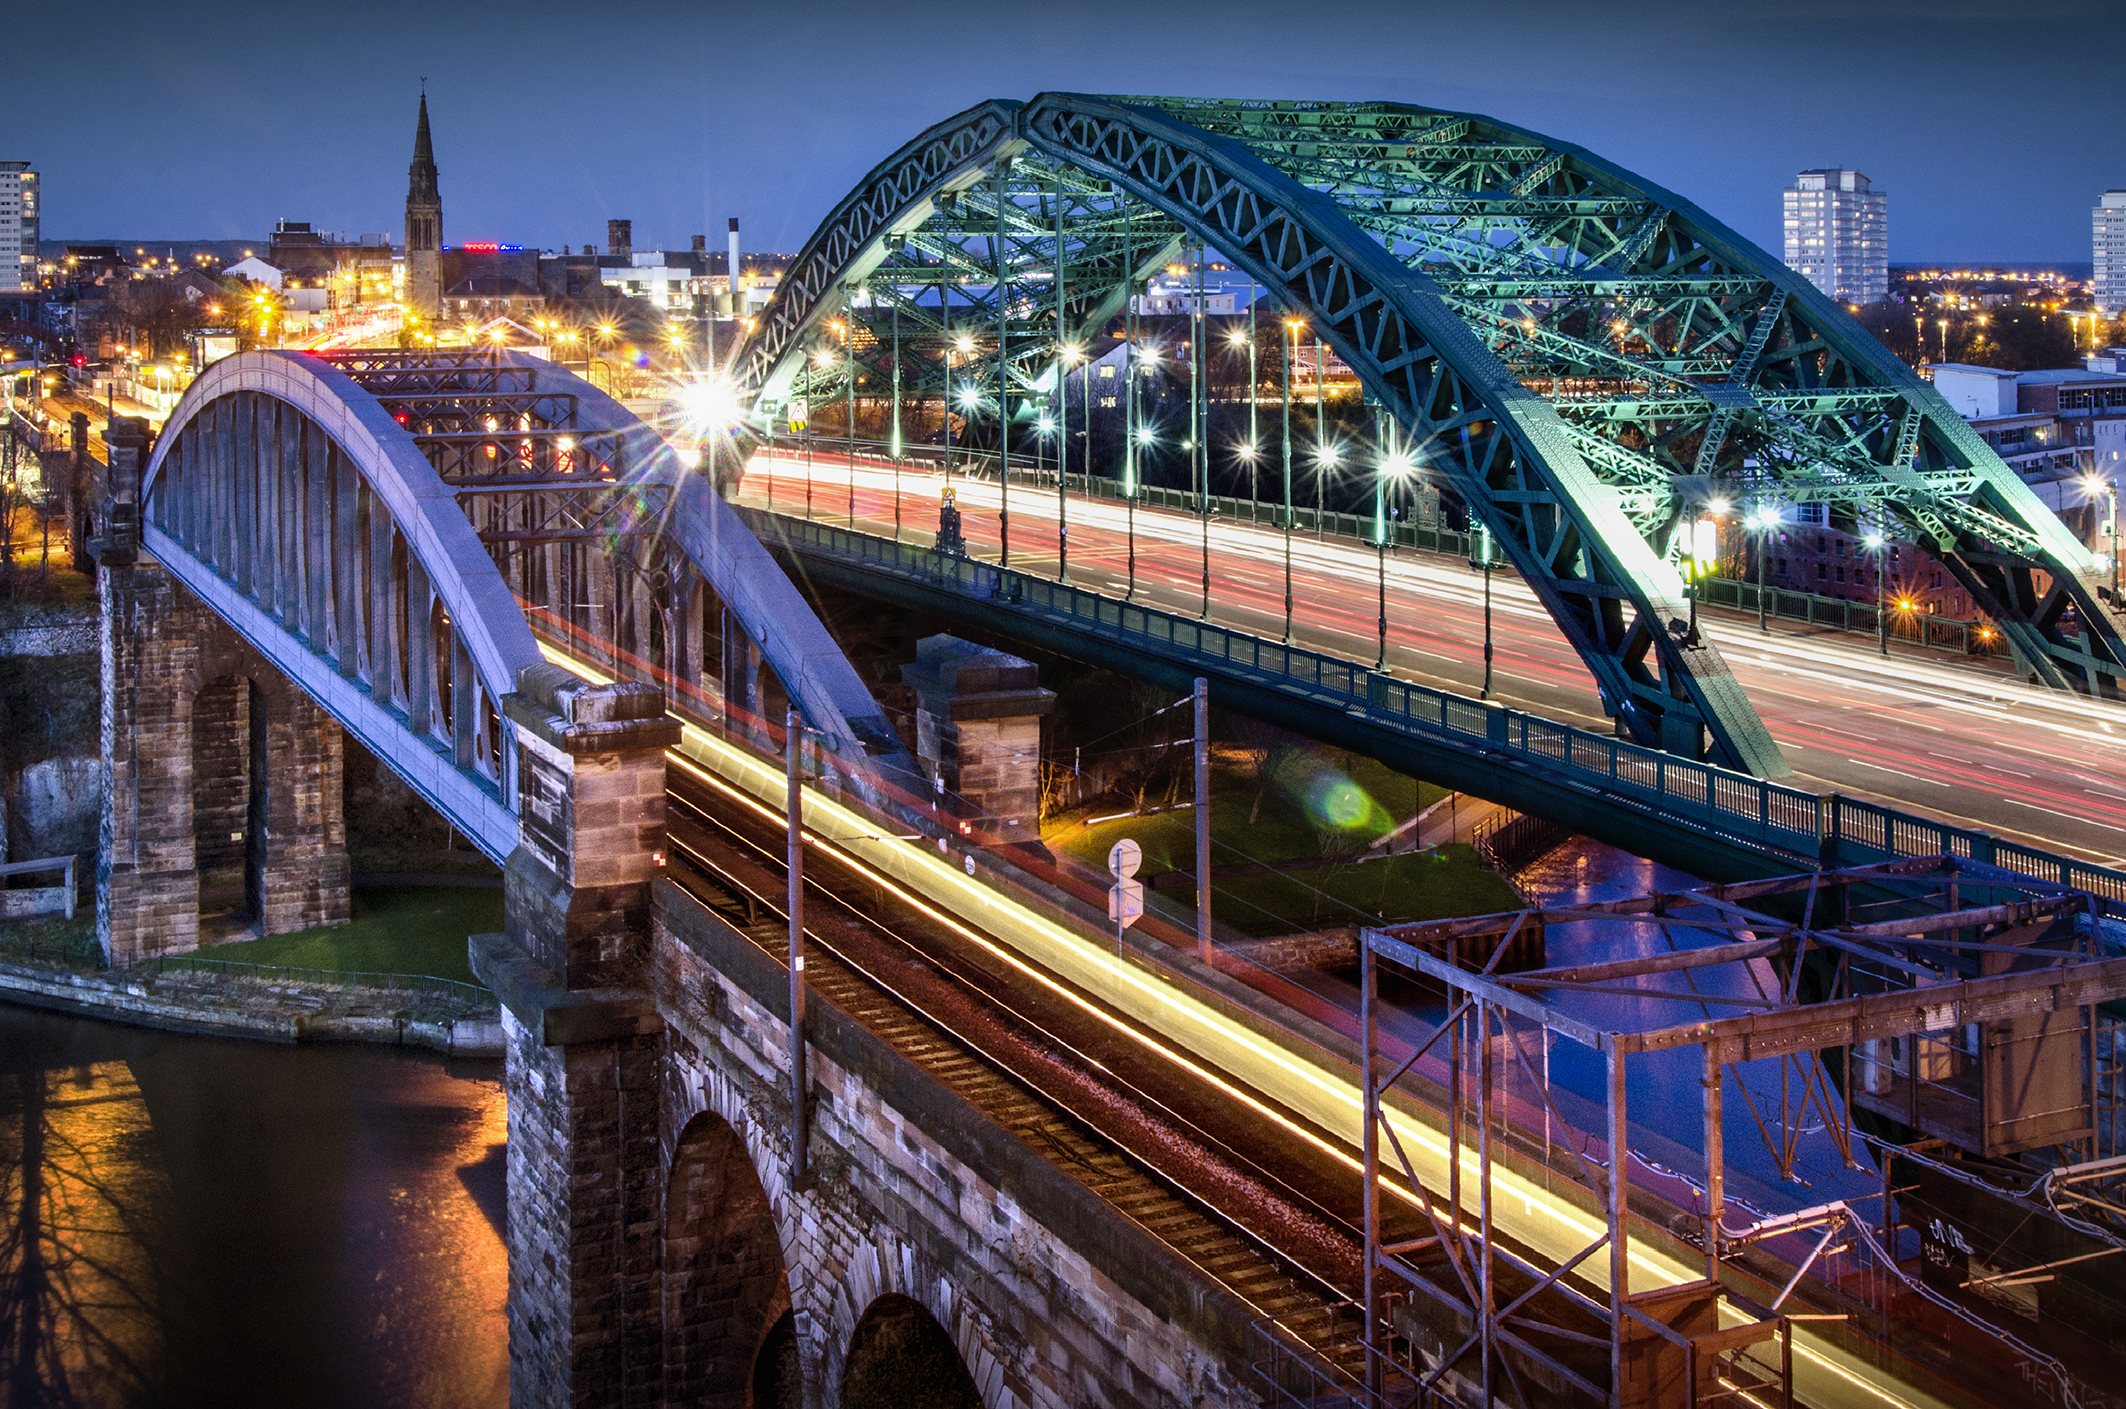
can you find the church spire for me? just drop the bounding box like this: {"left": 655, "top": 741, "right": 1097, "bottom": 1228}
{"left": 404, "top": 91, "right": 442, "bottom": 318}
{"left": 408, "top": 94, "right": 439, "bottom": 207}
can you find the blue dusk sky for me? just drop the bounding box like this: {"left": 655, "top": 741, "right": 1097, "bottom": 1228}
{"left": 11, "top": 0, "right": 2119, "bottom": 265}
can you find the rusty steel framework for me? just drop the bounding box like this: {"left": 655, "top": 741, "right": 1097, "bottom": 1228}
{"left": 1244, "top": 856, "right": 2126, "bottom": 1408}
{"left": 735, "top": 94, "right": 2126, "bottom": 780}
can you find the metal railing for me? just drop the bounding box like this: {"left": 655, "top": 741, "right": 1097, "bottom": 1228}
{"left": 745, "top": 506, "right": 2126, "bottom": 913}
{"left": 762, "top": 434, "right": 2014, "bottom": 662}
{"left": 125, "top": 954, "right": 496, "bottom": 1008}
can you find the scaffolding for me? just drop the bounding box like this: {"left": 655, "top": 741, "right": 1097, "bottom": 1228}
{"left": 1253, "top": 856, "right": 2126, "bottom": 1408}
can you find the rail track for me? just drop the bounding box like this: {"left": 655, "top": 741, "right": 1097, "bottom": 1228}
{"left": 660, "top": 767, "right": 1368, "bottom": 1343}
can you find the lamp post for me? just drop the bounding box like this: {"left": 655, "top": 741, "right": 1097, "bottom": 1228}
{"left": 1748, "top": 506, "right": 1780, "bottom": 633}
{"left": 1864, "top": 529, "right": 1888, "bottom": 656}
{"left": 2085, "top": 474, "right": 2120, "bottom": 599}
{"left": 995, "top": 167, "right": 1013, "bottom": 570}
{"left": 1282, "top": 316, "right": 1299, "bottom": 642}
{"left": 843, "top": 296, "right": 857, "bottom": 531}
{"left": 1055, "top": 174, "right": 1071, "bottom": 584}
{"left": 1314, "top": 333, "right": 1327, "bottom": 539}
{"left": 1683, "top": 507, "right": 1720, "bottom": 647}
{"left": 1472, "top": 516, "right": 1495, "bottom": 699}
{"left": 1194, "top": 246, "right": 1210, "bottom": 621}
{"left": 890, "top": 292, "right": 903, "bottom": 543}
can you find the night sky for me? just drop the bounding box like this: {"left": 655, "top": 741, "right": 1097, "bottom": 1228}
{"left": 15, "top": 0, "right": 2119, "bottom": 264}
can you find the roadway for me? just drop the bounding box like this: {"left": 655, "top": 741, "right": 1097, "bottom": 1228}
{"left": 738, "top": 451, "right": 2126, "bottom": 867}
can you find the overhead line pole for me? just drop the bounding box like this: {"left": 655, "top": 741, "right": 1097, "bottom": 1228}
{"left": 785, "top": 708, "right": 809, "bottom": 1192}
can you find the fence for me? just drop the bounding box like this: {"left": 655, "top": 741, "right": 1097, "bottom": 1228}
{"left": 763, "top": 434, "right": 2016, "bottom": 663}
{"left": 745, "top": 506, "right": 2126, "bottom": 915}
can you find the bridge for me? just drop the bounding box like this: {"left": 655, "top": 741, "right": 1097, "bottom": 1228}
{"left": 74, "top": 93, "right": 2126, "bottom": 1409}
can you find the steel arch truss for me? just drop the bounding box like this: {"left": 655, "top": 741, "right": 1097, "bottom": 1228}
{"left": 1129, "top": 95, "right": 2126, "bottom": 699}
{"left": 142, "top": 353, "right": 915, "bottom": 861}
{"left": 739, "top": 93, "right": 2126, "bottom": 771}
{"left": 734, "top": 96, "right": 1784, "bottom": 772}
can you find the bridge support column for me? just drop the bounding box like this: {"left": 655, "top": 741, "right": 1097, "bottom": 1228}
{"left": 97, "top": 417, "right": 350, "bottom": 964}
{"left": 901, "top": 634, "right": 1055, "bottom": 828}
{"left": 479, "top": 661, "right": 680, "bottom": 1408}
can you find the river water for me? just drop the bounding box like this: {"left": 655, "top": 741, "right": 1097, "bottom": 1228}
{"left": 0, "top": 1003, "right": 508, "bottom": 1408}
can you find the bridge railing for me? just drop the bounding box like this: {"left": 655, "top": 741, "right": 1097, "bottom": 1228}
{"left": 744, "top": 506, "right": 2126, "bottom": 911}
{"left": 756, "top": 435, "right": 2016, "bottom": 663}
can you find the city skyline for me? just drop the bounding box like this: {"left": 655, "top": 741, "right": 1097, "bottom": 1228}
{"left": 8, "top": 0, "right": 2123, "bottom": 265}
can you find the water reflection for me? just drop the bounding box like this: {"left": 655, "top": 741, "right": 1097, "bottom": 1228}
{"left": 0, "top": 1006, "right": 506, "bottom": 1408}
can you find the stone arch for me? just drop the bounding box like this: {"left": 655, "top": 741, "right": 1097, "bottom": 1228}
{"left": 662, "top": 1108, "right": 791, "bottom": 1407}
{"left": 839, "top": 1294, "right": 983, "bottom": 1409}
{"left": 823, "top": 1234, "right": 1007, "bottom": 1409}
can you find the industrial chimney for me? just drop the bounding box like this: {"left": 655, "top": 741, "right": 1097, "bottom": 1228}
{"left": 727, "top": 217, "right": 742, "bottom": 312}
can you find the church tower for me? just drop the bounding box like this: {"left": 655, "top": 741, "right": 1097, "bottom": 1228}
{"left": 404, "top": 94, "right": 442, "bottom": 319}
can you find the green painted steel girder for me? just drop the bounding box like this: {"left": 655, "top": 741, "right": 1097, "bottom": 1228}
{"left": 731, "top": 91, "right": 2126, "bottom": 777}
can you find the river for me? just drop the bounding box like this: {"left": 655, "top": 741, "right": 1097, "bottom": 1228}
{"left": 0, "top": 1003, "right": 508, "bottom": 1408}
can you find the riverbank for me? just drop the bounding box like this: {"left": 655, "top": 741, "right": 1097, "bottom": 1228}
{"left": 0, "top": 953, "right": 503, "bottom": 1053}
{"left": 0, "top": 913, "right": 502, "bottom": 1054}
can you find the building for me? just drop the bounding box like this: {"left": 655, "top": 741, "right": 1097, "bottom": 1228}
{"left": 1783, "top": 169, "right": 1887, "bottom": 306}
{"left": 265, "top": 221, "right": 396, "bottom": 305}
{"left": 2096, "top": 191, "right": 2126, "bottom": 319}
{"left": 0, "top": 161, "right": 36, "bottom": 292}
{"left": 443, "top": 275, "right": 543, "bottom": 323}
{"left": 1932, "top": 361, "right": 2126, "bottom": 549}
{"left": 404, "top": 94, "right": 442, "bottom": 318}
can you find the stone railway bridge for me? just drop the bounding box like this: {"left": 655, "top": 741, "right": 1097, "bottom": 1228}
{"left": 89, "top": 349, "right": 1275, "bottom": 1408}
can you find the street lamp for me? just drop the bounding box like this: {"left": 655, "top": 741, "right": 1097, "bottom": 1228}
{"left": 2085, "top": 474, "right": 2120, "bottom": 598}
{"left": 1377, "top": 446, "right": 1416, "bottom": 668}
{"left": 1282, "top": 316, "right": 1301, "bottom": 642}
{"left": 1863, "top": 530, "right": 1888, "bottom": 656}
{"left": 1746, "top": 504, "right": 1782, "bottom": 633}
{"left": 1682, "top": 510, "right": 1719, "bottom": 646}
{"left": 1057, "top": 342, "right": 1082, "bottom": 582}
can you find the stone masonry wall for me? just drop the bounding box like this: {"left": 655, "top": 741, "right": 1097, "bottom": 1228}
{"left": 647, "top": 884, "right": 1256, "bottom": 1409}
{"left": 100, "top": 557, "right": 350, "bottom": 963}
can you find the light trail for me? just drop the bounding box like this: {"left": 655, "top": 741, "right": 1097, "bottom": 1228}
{"left": 550, "top": 640, "right": 1956, "bottom": 1409}
{"left": 743, "top": 453, "right": 2126, "bottom": 863}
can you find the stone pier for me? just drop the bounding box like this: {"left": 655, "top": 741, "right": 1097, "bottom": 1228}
{"left": 900, "top": 634, "right": 1055, "bottom": 829}
{"left": 96, "top": 417, "right": 350, "bottom": 964}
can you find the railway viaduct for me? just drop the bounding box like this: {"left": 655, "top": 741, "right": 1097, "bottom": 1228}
{"left": 89, "top": 346, "right": 1301, "bottom": 1409}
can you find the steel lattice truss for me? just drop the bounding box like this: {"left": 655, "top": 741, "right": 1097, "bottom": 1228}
{"left": 734, "top": 94, "right": 2126, "bottom": 774}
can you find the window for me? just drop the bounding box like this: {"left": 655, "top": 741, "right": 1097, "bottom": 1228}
{"left": 1099, "top": 364, "right": 1115, "bottom": 379}
{"left": 1835, "top": 539, "right": 1846, "bottom": 556}
{"left": 1818, "top": 564, "right": 1828, "bottom": 581}
{"left": 1776, "top": 557, "right": 1788, "bottom": 576}
{"left": 1835, "top": 566, "right": 1845, "bottom": 582}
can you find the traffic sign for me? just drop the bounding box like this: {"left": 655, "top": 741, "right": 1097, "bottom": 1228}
{"left": 1107, "top": 838, "right": 1144, "bottom": 930}
{"left": 1108, "top": 838, "right": 1142, "bottom": 879}
{"left": 1108, "top": 877, "right": 1144, "bottom": 929}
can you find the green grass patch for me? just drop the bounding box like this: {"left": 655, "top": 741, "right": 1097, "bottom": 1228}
{"left": 0, "top": 913, "right": 100, "bottom": 969}
{"left": 207, "top": 886, "right": 502, "bottom": 983}
{"left": 1050, "top": 751, "right": 1508, "bottom": 936}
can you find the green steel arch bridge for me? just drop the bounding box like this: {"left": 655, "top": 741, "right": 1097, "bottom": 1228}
{"left": 730, "top": 93, "right": 2124, "bottom": 780}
